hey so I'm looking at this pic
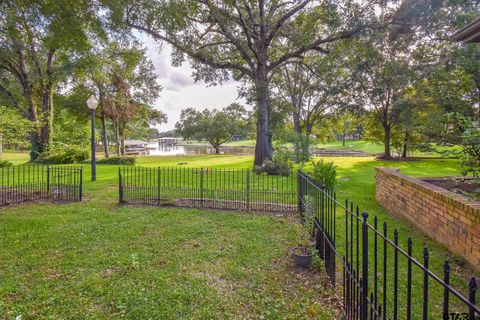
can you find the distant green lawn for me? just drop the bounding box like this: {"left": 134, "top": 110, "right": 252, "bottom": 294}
{"left": 223, "top": 139, "right": 459, "bottom": 157}
{"left": 0, "top": 153, "right": 476, "bottom": 318}
{"left": 1, "top": 150, "right": 30, "bottom": 165}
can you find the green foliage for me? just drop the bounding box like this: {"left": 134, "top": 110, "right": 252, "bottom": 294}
{"left": 51, "top": 106, "right": 90, "bottom": 147}
{"left": 309, "top": 160, "right": 337, "bottom": 190}
{"left": 0, "top": 160, "right": 13, "bottom": 168}
{"left": 35, "top": 146, "right": 89, "bottom": 164}
{"left": 444, "top": 113, "right": 480, "bottom": 177}
{"left": 253, "top": 160, "right": 291, "bottom": 176}
{"left": 175, "top": 105, "right": 250, "bottom": 153}
{"left": 97, "top": 156, "right": 136, "bottom": 165}
{"left": 0, "top": 106, "right": 31, "bottom": 148}
{"left": 275, "top": 131, "right": 312, "bottom": 164}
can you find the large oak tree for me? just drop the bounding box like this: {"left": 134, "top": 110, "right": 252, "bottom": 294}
{"left": 110, "top": 0, "right": 380, "bottom": 165}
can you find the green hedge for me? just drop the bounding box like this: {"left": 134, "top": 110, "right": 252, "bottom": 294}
{"left": 35, "top": 147, "right": 89, "bottom": 164}
{"left": 96, "top": 156, "right": 136, "bottom": 165}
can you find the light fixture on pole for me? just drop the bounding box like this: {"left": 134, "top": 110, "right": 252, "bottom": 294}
{"left": 87, "top": 95, "right": 99, "bottom": 181}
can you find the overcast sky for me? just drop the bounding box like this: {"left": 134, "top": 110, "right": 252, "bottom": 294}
{"left": 140, "top": 35, "right": 247, "bottom": 131}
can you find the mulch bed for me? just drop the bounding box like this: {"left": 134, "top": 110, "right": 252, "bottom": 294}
{"left": 422, "top": 177, "right": 480, "bottom": 201}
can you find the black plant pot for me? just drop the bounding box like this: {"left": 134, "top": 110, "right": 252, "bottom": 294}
{"left": 292, "top": 246, "right": 313, "bottom": 268}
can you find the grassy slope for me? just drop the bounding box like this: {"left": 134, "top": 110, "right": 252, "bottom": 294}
{"left": 1, "top": 153, "right": 476, "bottom": 318}
{"left": 0, "top": 154, "right": 337, "bottom": 319}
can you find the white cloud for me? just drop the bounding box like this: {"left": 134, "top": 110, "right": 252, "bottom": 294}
{"left": 139, "top": 34, "right": 248, "bottom": 131}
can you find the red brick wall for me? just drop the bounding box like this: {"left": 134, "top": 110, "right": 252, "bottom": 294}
{"left": 375, "top": 167, "right": 480, "bottom": 268}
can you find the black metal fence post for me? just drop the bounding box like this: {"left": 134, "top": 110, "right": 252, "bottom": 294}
{"left": 470, "top": 278, "right": 477, "bottom": 320}
{"left": 200, "top": 168, "right": 204, "bottom": 207}
{"left": 297, "top": 170, "right": 303, "bottom": 218}
{"left": 118, "top": 168, "right": 124, "bottom": 204}
{"left": 47, "top": 166, "right": 50, "bottom": 196}
{"left": 79, "top": 167, "right": 83, "bottom": 201}
{"left": 443, "top": 260, "right": 450, "bottom": 318}
{"left": 246, "top": 169, "right": 250, "bottom": 211}
{"left": 157, "top": 167, "right": 161, "bottom": 206}
{"left": 361, "top": 211, "right": 369, "bottom": 320}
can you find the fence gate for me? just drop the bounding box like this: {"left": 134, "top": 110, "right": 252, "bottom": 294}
{"left": 297, "top": 170, "right": 480, "bottom": 320}
{"left": 119, "top": 167, "right": 297, "bottom": 213}
{"left": 0, "top": 165, "right": 82, "bottom": 206}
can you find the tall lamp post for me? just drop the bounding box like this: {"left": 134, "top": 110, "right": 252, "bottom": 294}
{"left": 87, "top": 95, "right": 99, "bottom": 181}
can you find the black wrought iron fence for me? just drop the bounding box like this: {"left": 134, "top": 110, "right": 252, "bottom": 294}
{"left": 119, "top": 167, "right": 297, "bottom": 213}
{"left": 298, "top": 170, "right": 479, "bottom": 320}
{"left": 0, "top": 165, "right": 82, "bottom": 206}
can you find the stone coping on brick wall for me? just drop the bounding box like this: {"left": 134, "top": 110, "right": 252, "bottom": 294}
{"left": 375, "top": 167, "right": 480, "bottom": 216}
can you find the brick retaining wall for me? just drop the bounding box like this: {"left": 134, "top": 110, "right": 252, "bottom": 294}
{"left": 375, "top": 167, "right": 480, "bottom": 268}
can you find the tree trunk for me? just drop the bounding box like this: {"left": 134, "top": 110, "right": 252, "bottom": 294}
{"left": 383, "top": 124, "right": 392, "bottom": 159}
{"left": 119, "top": 123, "right": 126, "bottom": 157}
{"left": 342, "top": 134, "right": 346, "bottom": 147}
{"left": 253, "top": 69, "right": 272, "bottom": 166}
{"left": 214, "top": 145, "right": 220, "bottom": 154}
{"left": 402, "top": 132, "right": 409, "bottom": 158}
{"left": 293, "top": 112, "right": 301, "bottom": 133}
{"left": 40, "top": 88, "right": 53, "bottom": 147}
{"left": 121, "top": 134, "right": 125, "bottom": 157}
{"left": 101, "top": 112, "right": 110, "bottom": 158}
{"left": 402, "top": 143, "right": 407, "bottom": 158}
{"left": 305, "top": 123, "right": 313, "bottom": 159}
{"left": 115, "top": 122, "right": 121, "bottom": 157}
{"left": 40, "top": 50, "right": 55, "bottom": 148}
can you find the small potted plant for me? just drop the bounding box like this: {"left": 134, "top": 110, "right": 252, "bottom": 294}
{"left": 291, "top": 245, "right": 313, "bottom": 268}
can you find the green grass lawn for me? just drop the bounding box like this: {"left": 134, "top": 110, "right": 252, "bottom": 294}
{"left": 0, "top": 154, "right": 338, "bottom": 319}
{"left": 223, "top": 139, "right": 458, "bottom": 157}
{"left": 0, "top": 153, "right": 477, "bottom": 319}
{"left": 1, "top": 150, "right": 30, "bottom": 165}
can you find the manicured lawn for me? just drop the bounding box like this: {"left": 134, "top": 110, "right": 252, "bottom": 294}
{"left": 0, "top": 204, "right": 337, "bottom": 319}
{"left": 0, "top": 153, "right": 477, "bottom": 318}
{"left": 1, "top": 151, "right": 30, "bottom": 165}
{"left": 223, "top": 139, "right": 459, "bottom": 157}
{"left": 0, "top": 154, "right": 338, "bottom": 319}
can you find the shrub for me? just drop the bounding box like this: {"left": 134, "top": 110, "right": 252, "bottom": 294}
{"left": 35, "top": 146, "right": 89, "bottom": 164}
{"left": 0, "top": 160, "right": 13, "bottom": 168}
{"left": 309, "top": 160, "right": 337, "bottom": 190}
{"left": 253, "top": 159, "right": 290, "bottom": 176}
{"left": 97, "top": 156, "right": 136, "bottom": 165}
{"left": 272, "top": 149, "right": 295, "bottom": 168}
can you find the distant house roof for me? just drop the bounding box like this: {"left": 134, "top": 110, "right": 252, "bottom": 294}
{"left": 159, "top": 137, "right": 177, "bottom": 140}
{"left": 452, "top": 18, "right": 480, "bottom": 43}
{"left": 125, "top": 140, "right": 147, "bottom": 146}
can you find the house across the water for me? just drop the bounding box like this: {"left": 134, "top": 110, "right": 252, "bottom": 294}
{"left": 159, "top": 137, "right": 178, "bottom": 145}
{"left": 125, "top": 140, "right": 150, "bottom": 155}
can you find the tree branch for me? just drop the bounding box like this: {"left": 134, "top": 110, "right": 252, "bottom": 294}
{"left": 269, "top": 25, "right": 369, "bottom": 71}
{"left": 0, "top": 84, "right": 28, "bottom": 117}
{"left": 126, "top": 18, "right": 253, "bottom": 78}
{"left": 266, "top": 0, "right": 311, "bottom": 45}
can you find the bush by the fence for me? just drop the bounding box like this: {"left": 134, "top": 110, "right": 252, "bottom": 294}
{"left": 35, "top": 146, "right": 89, "bottom": 164}
{"left": 0, "top": 160, "right": 13, "bottom": 167}
{"left": 97, "top": 156, "right": 136, "bottom": 165}
{"left": 253, "top": 159, "right": 290, "bottom": 176}
{"left": 309, "top": 160, "right": 337, "bottom": 190}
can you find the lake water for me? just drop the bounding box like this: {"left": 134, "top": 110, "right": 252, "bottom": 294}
{"left": 147, "top": 142, "right": 254, "bottom": 156}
